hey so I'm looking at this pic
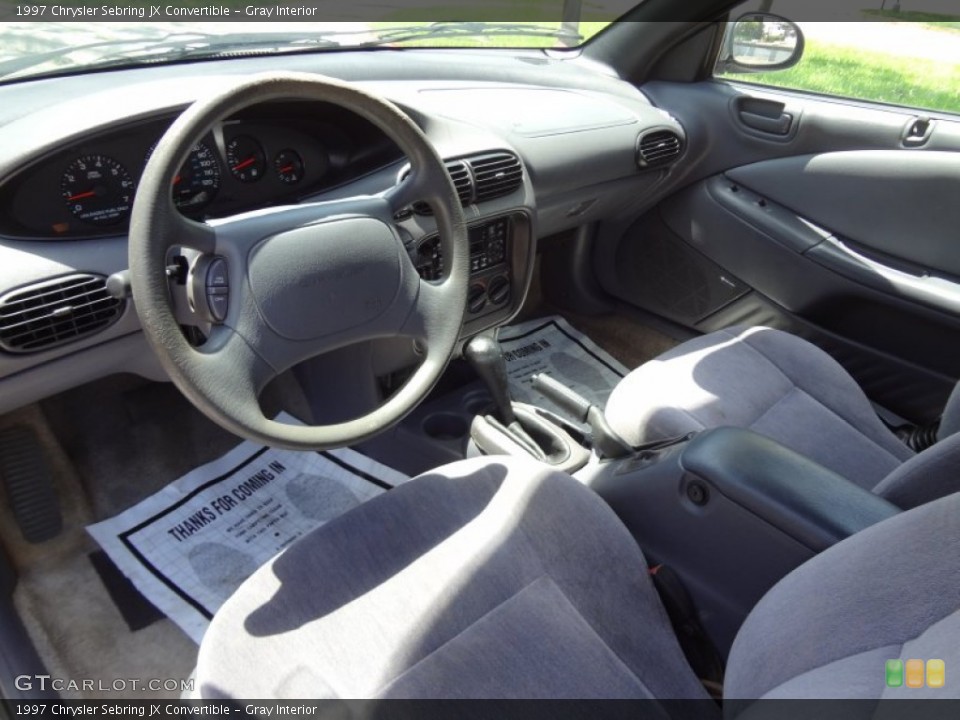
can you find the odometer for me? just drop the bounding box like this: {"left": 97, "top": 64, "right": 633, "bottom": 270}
{"left": 61, "top": 155, "right": 134, "bottom": 226}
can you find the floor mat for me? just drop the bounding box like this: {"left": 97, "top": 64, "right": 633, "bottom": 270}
{"left": 87, "top": 414, "right": 408, "bottom": 644}
{"left": 498, "top": 315, "right": 630, "bottom": 419}
{"left": 88, "top": 550, "right": 163, "bottom": 632}
{"left": 560, "top": 309, "right": 680, "bottom": 372}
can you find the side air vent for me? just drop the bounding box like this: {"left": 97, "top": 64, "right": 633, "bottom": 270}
{"left": 470, "top": 152, "right": 523, "bottom": 202}
{"left": 0, "top": 273, "right": 124, "bottom": 354}
{"left": 413, "top": 160, "right": 473, "bottom": 215}
{"left": 636, "top": 130, "right": 683, "bottom": 168}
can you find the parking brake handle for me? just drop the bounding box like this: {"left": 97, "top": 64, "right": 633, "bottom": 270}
{"left": 531, "top": 373, "right": 632, "bottom": 460}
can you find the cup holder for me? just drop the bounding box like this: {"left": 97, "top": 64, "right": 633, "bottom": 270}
{"left": 422, "top": 412, "right": 470, "bottom": 442}
{"left": 462, "top": 389, "right": 492, "bottom": 416}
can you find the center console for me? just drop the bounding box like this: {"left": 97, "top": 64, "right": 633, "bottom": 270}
{"left": 409, "top": 211, "right": 534, "bottom": 336}
{"left": 587, "top": 427, "right": 901, "bottom": 656}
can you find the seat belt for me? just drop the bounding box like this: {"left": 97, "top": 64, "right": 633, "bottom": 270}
{"left": 649, "top": 564, "right": 725, "bottom": 698}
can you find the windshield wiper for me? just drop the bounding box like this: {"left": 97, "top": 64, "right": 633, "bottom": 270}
{"left": 362, "top": 22, "right": 583, "bottom": 47}
{"left": 0, "top": 32, "right": 345, "bottom": 82}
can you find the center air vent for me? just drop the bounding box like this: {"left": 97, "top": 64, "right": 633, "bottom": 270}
{"left": 0, "top": 273, "right": 124, "bottom": 354}
{"left": 636, "top": 130, "right": 683, "bottom": 168}
{"left": 400, "top": 151, "right": 524, "bottom": 216}
{"left": 469, "top": 152, "right": 523, "bottom": 202}
{"left": 412, "top": 160, "right": 473, "bottom": 215}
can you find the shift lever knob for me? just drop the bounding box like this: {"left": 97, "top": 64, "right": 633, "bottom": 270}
{"left": 463, "top": 332, "right": 516, "bottom": 426}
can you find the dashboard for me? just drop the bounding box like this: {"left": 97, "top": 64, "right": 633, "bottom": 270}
{"left": 0, "top": 49, "right": 688, "bottom": 414}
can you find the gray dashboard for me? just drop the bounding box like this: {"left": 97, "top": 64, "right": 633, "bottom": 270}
{"left": 0, "top": 50, "right": 686, "bottom": 413}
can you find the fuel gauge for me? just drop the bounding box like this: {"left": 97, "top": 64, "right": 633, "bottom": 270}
{"left": 274, "top": 149, "right": 304, "bottom": 185}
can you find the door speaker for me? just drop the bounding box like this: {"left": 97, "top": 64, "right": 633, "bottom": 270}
{"left": 614, "top": 212, "right": 749, "bottom": 326}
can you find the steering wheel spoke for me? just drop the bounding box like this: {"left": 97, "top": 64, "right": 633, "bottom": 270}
{"left": 200, "top": 324, "right": 276, "bottom": 395}
{"left": 176, "top": 215, "right": 217, "bottom": 254}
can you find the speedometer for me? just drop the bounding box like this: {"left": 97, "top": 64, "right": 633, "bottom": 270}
{"left": 147, "top": 139, "right": 221, "bottom": 211}
{"left": 61, "top": 155, "right": 134, "bottom": 226}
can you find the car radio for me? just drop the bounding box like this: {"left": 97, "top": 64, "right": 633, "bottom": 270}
{"left": 413, "top": 217, "right": 509, "bottom": 281}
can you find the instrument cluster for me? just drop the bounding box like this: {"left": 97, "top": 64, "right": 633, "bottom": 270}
{"left": 0, "top": 102, "right": 397, "bottom": 240}
{"left": 52, "top": 122, "right": 325, "bottom": 232}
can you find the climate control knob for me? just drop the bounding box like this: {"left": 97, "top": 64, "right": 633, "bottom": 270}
{"left": 467, "top": 284, "right": 487, "bottom": 314}
{"left": 487, "top": 275, "right": 511, "bottom": 306}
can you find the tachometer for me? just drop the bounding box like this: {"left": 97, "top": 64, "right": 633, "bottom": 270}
{"left": 147, "top": 139, "right": 221, "bottom": 211}
{"left": 61, "top": 155, "right": 134, "bottom": 226}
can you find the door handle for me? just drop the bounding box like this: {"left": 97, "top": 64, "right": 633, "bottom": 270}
{"left": 733, "top": 96, "right": 794, "bottom": 136}
{"left": 739, "top": 110, "right": 793, "bottom": 135}
{"left": 903, "top": 116, "right": 934, "bottom": 147}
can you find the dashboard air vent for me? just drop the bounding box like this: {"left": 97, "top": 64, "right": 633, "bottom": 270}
{"left": 0, "top": 274, "right": 124, "bottom": 354}
{"left": 636, "top": 130, "right": 683, "bottom": 168}
{"left": 469, "top": 152, "right": 523, "bottom": 202}
{"left": 413, "top": 160, "right": 473, "bottom": 215}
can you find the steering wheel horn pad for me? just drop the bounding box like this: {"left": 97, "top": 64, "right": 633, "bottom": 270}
{"left": 247, "top": 217, "right": 405, "bottom": 341}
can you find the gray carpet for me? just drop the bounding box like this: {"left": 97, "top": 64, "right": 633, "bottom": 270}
{"left": 0, "top": 400, "right": 200, "bottom": 700}
{"left": 517, "top": 256, "right": 678, "bottom": 371}
{"left": 41, "top": 375, "right": 240, "bottom": 520}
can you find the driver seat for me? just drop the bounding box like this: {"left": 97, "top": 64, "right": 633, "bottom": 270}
{"left": 195, "top": 455, "right": 959, "bottom": 700}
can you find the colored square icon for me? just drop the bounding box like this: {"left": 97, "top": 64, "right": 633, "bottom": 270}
{"left": 927, "top": 659, "right": 945, "bottom": 688}
{"left": 885, "top": 659, "right": 904, "bottom": 687}
{"left": 906, "top": 659, "right": 925, "bottom": 688}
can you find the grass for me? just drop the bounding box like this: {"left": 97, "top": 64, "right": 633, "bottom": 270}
{"left": 721, "top": 39, "right": 960, "bottom": 115}
{"left": 862, "top": 9, "right": 960, "bottom": 32}
{"left": 369, "top": 20, "right": 611, "bottom": 48}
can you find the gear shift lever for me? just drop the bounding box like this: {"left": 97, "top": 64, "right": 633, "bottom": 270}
{"left": 464, "top": 331, "right": 589, "bottom": 470}
{"left": 463, "top": 332, "right": 516, "bottom": 425}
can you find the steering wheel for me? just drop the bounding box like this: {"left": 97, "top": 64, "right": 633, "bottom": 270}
{"left": 129, "top": 72, "right": 468, "bottom": 450}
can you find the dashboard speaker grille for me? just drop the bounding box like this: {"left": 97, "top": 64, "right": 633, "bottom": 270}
{"left": 413, "top": 160, "right": 472, "bottom": 215}
{"left": 637, "top": 130, "right": 683, "bottom": 168}
{"left": 0, "top": 273, "right": 124, "bottom": 354}
{"left": 470, "top": 152, "right": 523, "bottom": 202}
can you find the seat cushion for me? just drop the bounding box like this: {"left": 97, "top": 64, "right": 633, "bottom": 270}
{"left": 606, "top": 326, "right": 913, "bottom": 491}
{"left": 196, "top": 456, "right": 709, "bottom": 700}
{"left": 725, "top": 490, "right": 960, "bottom": 703}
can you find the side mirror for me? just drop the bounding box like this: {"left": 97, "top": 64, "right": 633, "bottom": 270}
{"left": 719, "top": 12, "right": 804, "bottom": 74}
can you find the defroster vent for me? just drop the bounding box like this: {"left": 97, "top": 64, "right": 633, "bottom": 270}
{"left": 636, "top": 130, "right": 683, "bottom": 168}
{"left": 0, "top": 273, "right": 124, "bottom": 353}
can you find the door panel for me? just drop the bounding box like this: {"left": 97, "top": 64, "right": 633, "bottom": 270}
{"left": 726, "top": 151, "right": 960, "bottom": 275}
{"left": 595, "top": 80, "right": 960, "bottom": 422}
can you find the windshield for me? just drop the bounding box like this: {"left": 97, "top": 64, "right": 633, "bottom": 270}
{"left": 0, "top": 2, "right": 635, "bottom": 84}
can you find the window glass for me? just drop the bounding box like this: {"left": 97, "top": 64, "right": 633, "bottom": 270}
{"left": 716, "top": 1, "right": 960, "bottom": 115}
